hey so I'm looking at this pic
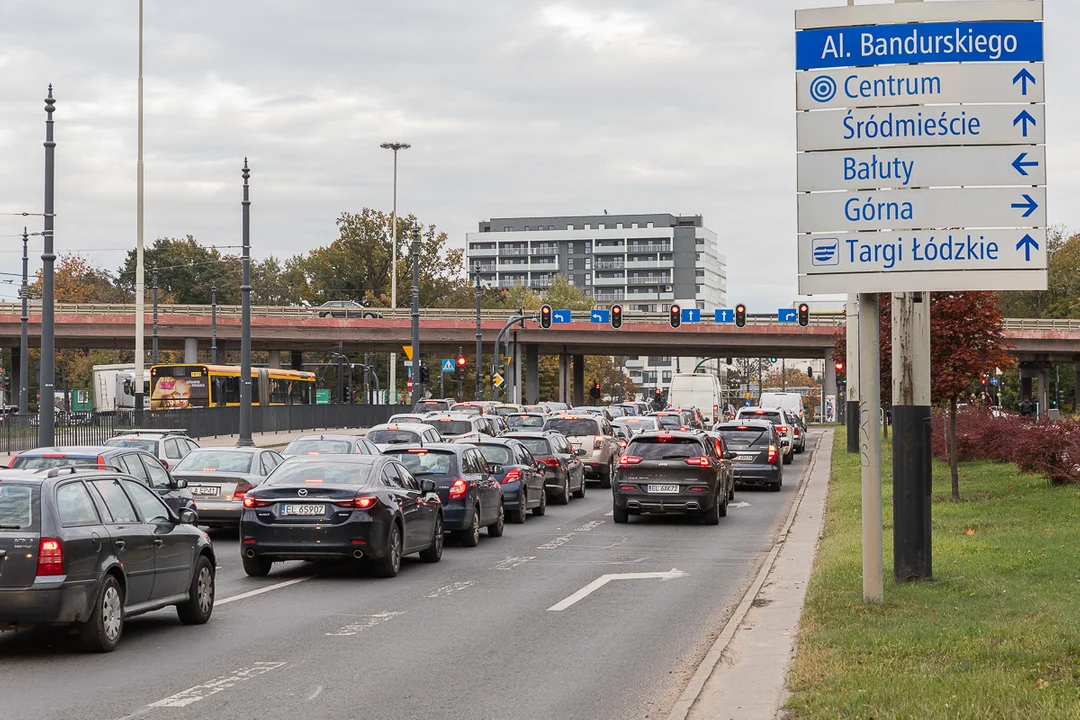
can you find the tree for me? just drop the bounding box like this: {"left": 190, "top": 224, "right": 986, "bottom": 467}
{"left": 251, "top": 256, "right": 308, "bottom": 305}
{"left": 116, "top": 236, "right": 242, "bottom": 305}
{"left": 998, "top": 226, "right": 1077, "bottom": 318}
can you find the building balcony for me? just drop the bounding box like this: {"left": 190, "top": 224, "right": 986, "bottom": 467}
{"left": 501, "top": 246, "right": 529, "bottom": 257}
{"left": 593, "top": 244, "right": 626, "bottom": 255}
{"left": 529, "top": 257, "right": 558, "bottom": 268}
{"left": 469, "top": 246, "right": 497, "bottom": 257}
{"left": 593, "top": 275, "right": 626, "bottom": 287}
{"left": 626, "top": 258, "right": 674, "bottom": 270}
{"left": 594, "top": 260, "right": 624, "bottom": 271}
{"left": 594, "top": 291, "right": 626, "bottom": 302}
{"left": 530, "top": 245, "right": 559, "bottom": 256}
{"left": 627, "top": 243, "right": 671, "bottom": 254}
{"left": 627, "top": 275, "right": 670, "bottom": 286}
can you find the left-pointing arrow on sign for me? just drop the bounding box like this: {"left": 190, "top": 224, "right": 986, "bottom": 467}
{"left": 1011, "top": 152, "right": 1039, "bottom": 176}
{"left": 1011, "top": 193, "right": 1039, "bottom": 218}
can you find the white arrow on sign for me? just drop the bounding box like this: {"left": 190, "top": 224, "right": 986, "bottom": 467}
{"left": 547, "top": 568, "right": 688, "bottom": 612}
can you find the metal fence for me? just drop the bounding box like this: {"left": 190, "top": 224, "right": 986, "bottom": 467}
{"left": 0, "top": 404, "right": 411, "bottom": 455}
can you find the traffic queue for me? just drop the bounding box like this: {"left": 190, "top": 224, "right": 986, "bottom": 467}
{"left": 0, "top": 394, "right": 804, "bottom": 652}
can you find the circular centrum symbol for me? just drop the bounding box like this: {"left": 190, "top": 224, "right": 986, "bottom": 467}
{"left": 809, "top": 75, "right": 837, "bottom": 103}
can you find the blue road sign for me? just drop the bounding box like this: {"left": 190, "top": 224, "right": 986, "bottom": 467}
{"left": 552, "top": 309, "right": 572, "bottom": 324}
{"left": 745, "top": 399, "right": 751, "bottom": 407}
{"left": 714, "top": 308, "right": 735, "bottom": 324}
{"left": 990, "top": 377, "right": 999, "bottom": 386}
{"left": 681, "top": 308, "right": 701, "bottom": 323}
{"left": 441, "top": 359, "right": 455, "bottom": 373}
{"left": 778, "top": 308, "right": 798, "bottom": 323}
{"left": 590, "top": 309, "right": 610, "bottom": 324}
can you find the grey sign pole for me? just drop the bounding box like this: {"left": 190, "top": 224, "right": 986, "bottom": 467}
{"left": 211, "top": 285, "right": 218, "bottom": 364}
{"left": 151, "top": 268, "right": 159, "bottom": 364}
{"left": 845, "top": 294, "right": 860, "bottom": 452}
{"left": 411, "top": 224, "right": 422, "bottom": 402}
{"left": 19, "top": 228, "right": 29, "bottom": 416}
{"left": 859, "top": 292, "right": 883, "bottom": 603}
{"left": 38, "top": 86, "right": 57, "bottom": 447}
{"left": 237, "top": 159, "right": 253, "bottom": 447}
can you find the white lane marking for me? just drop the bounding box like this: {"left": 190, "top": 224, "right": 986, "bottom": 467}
{"left": 537, "top": 534, "right": 574, "bottom": 550}
{"left": 426, "top": 580, "right": 475, "bottom": 599}
{"left": 604, "top": 511, "right": 613, "bottom": 516}
{"left": 216, "top": 576, "right": 313, "bottom": 606}
{"left": 306, "top": 686, "right": 324, "bottom": 701}
{"left": 148, "top": 662, "right": 286, "bottom": 708}
{"left": 547, "top": 568, "right": 688, "bottom": 612}
{"left": 729, "top": 501, "right": 752, "bottom": 509}
{"left": 493, "top": 556, "right": 535, "bottom": 571}
{"left": 326, "top": 610, "right": 404, "bottom": 637}
{"left": 574, "top": 520, "right": 604, "bottom": 532}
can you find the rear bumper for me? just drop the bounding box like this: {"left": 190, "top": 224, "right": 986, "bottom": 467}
{"left": 733, "top": 464, "right": 782, "bottom": 487}
{"left": 498, "top": 482, "right": 525, "bottom": 511}
{"left": 542, "top": 469, "right": 568, "bottom": 493}
{"left": 0, "top": 578, "right": 98, "bottom": 626}
{"left": 441, "top": 501, "right": 474, "bottom": 531}
{"left": 613, "top": 490, "right": 718, "bottom": 515}
{"left": 193, "top": 500, "right": 242, "bottom": 526}
{"left": 240, "top": 512, "right": 392, "bottom": 561}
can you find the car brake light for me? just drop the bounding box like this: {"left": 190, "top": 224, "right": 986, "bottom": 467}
{"left": 242, "top": 496, "right": 271, "bottom": 508}
{"left": 161, "top": 459, "right": 169, "bottom": 470}
{"left": 658, "top": 434, "right": 673, "bottom": 441}
{"left": 680, "top": 426, "right": 687, "bottom": 431}
{"left": 767, "top": 445, "right": 779, "bottom": 463}
{"left": 233, "top": 480, "right": 253, "bottom": 501}
{"left": 96, "top": 454, "right": 107, "bottom": 470}
{"left": 36, "top": 538, "right": 63, "bottom": 576}
{"left": 736, "top": 426, "right": 749, "bottom": 430}
{"left": 684, "top": 457, "right": 710, "bottom": 467}
{"left": 690, "top": 487, "right": 710, "bottom": 493}
{"left": 777, "top": 425, "right": 788, "bottom": 434}
{"left": 593, "top": 435, "right": 603, "bottom": 450}
{"left": 618, "top": 485, "right": 636, "bottom": 491}
{"left": 6, "top": 456, "right": 15, "bottom": 468}
{"left": 755, "top": 410, "right": 765, "bottom": 415}
{"left": 620, "top": 455, "right": 642, "bottom": 465}
{"left": 43, "top": 453, "right": 66, "bottom": 459}
{"left": 407, "top": 449, "right": 428, "bottom": 455}
{"left": 449, "top": 478, "right": 468, "bottom": 501}
{"left": 338, "top": 495, "right": 378, "bottom": 509}
{"left": 387, "top": 426, "right": 398, "bottom": 430}
{"left": 542, "top": 458, "right": 559, "bottom": 468}
{"left": 502, "top": 468, "right": 522, "bottom": 484}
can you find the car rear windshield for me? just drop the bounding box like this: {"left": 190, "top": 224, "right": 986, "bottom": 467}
{"left": 475, "top": 446, "right": 512, "bottom": 465}
{"left": 739, "top": 411, "right": 781, "bottom": 423}
{"left": 264, "top": 461, "right": 372, "bottom": 486}
{"left": 384, "top": 450, "right": 457, "bottom": 476}
{"left": 11, "top": 455, "right": 97, "bottom": 470}
{"left": 174, "top": 450, "right": 253, "bottom": 473}
{"left": 367, "top": 430, "right": 421, "bottom": 445}
{"left": 416, "top": 401, "right": 451, "bottom": 411}
{"left": 430, "top": 420, "right": 473, "bottom": 435}
{"left": 544, "top": 419, "right": 599, "bottom": 436}
{"left": 513, "top": 438, "right": 553, "bottom": 457}
{"left": 451, "top": 406, "right": 482, "bottom": 416}
{"left": 717, "top": 427, "right": 770, "bottom": 447}
{"left": 626, "top": 438, "right": 706, "bottom": 459}
{"left": 621, "top": 418, "right": 659, "bottom": 430}
{"left": 654, "top": 415, "right": 683, "bottom": 429}
{"left": 0, "top": 484, "right": 35, "bottom": 529}
{"left": 104, "top": 438, "right": 157, "bottom": 453}
{"left": 508, "top": 415, "right": 544, "bottom": 428}
{"left": 282, "top": 439, "right": 353, "bottom": 456}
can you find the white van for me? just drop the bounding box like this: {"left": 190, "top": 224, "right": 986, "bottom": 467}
{"left": 759, "top": 392, "right": 808, "bottom": 447}
{"left": 667, "top": 374, "right": 724, "bottom": 425}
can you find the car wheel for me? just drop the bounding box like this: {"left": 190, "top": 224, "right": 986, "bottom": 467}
{"left": 80, "top": 574, "right": 124, "bottom": 652}
{"left": 488, "top": 502, "right": 505, "bottom": 537}
{"left": 457, "top": 507, "right": 481, "bottom": 547}
{"left": 782, "top": 451, "right": 793, "bottom": 465}
{"left": 718, "top": 489, "right": 728, "bottom": 518}
{"left": 242, "top": 553, "right": 273, "bottom": 577}
{"left": 728, "top": 483, "right": 735, "bottom": 501}
{"left": 512, "top": 491, "right": 528, "bottom": 524}
{"left": 599, "top": 462, "right": 613, "bottom": 489}
{"left": 556, "top": 477, "right": 570, "bottom": 505}
{"left": 176, "top": 555, "right": 215, "bottom": 625}
{"left": 419, "top": 514, "right": 443, "bottom": 563}
{"left": 372, "top": 522, "right": 403, "bottom": 578}
{"left": 612, "top": 504, "right": 629, "bottom": 524}
{"left": 702, "top": 497, "right": 721, "bottom": 525}
{"left": 573, "top": 476, "right": 586, "bottom": 499}
{"left": 533, "top": 488, "right": 547, "bottom": 516}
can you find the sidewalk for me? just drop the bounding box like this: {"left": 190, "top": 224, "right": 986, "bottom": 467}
{"left": 668, "top": 429, "right": 833, "bottom": 720}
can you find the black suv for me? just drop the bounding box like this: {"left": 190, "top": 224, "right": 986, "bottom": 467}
{"left": 0, "top": 466, "right": 216, "bottom": 652}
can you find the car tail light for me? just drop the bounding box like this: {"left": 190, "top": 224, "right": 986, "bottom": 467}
{"left": 619, "top": 439, "right": 627, "bottom": 449}
{"left": 618, "top": 485, "right": 636, "bottom": 491}
{"left": 767, "top": 445, "right": 779, "bottom": 463}
{"left": 502, "top": 468, "right": 521, "bottom": 484}
{"left": 690, "top": 487, "right": 710, "bottom": 493}
{"left": 243, "top": 496, "right": 272, "bottom": 508}
{"left": 619, "top": 455, "right": 642, "bottom": 465}
{"left": 684, "top": 457, "right": 710, "bottom": 467}
{"left": 161, "top": 459, "right": 169, "bottom": 470}
{"left": 6, "top": 456, "right": 15, "bottom": 468}
{"left": 449, "top": 478, "right": 468, "bottom": 501}
{"left": 593, "top": 435, "right": 603, "bottom": 450}
{"left": 658, "top": 434, "right": 673, "bottom": 441}
{"left": 36, "top": 538, "right": 63, "bottom": 576}
{"left": 680, "top": 426, "right": 688, "bottom": 431}
{"left": 777, "top": 425, "right": 788, "bottom": 435}
{"left": 542, "top": 457, "right": 560, "bottom": 468}
{"left": 96, "top": 454, "right": 107, "bottom": 470}
{"left": 233, "top": 480, "right": 253, "bottom": 501}
{"left": 338, "top": 495, "right": 378, "bottom": 509}
{"left": 43, "top": 453, "right": 66, "bottom": 459}
{"left": 407, "top": 448, "right": 428, "bottom": 455}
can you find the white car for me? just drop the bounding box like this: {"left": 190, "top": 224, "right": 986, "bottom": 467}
{"left": 734, "top": 407, "right": 795, "bottom": 465}
{"left": 759, "top": 392, "right": 808, "bottom": 452}
{"left": 424, "top": 413, "right": 486, "bottom": 441}
{"left": 364, "top": 422, "right": 443, "bottom": 451}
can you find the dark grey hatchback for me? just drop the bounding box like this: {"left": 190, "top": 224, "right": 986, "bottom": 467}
{"left": 0, "top": 466, "right": 215, "bottom": 652}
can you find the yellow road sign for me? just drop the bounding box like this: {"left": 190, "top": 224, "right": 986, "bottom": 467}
{"left": 402, "top": 346, "right": 413, "bottom": 361}
{"left": 492, "top": 373, "right": 505, "bottom": 388}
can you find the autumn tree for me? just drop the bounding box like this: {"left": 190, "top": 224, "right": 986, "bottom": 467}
{"left": 998, "top": 226, "right": 1077, "bottom": 318}
{"left": 117, "top": 236, "right": 242, "bottom": 305}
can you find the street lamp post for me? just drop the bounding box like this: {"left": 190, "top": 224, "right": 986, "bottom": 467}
{"left": 411, "top": 223, "right": 422, "bottom": 402}
{"left": 39, "top": 85, "right": 57, "bottom": 447}
{"left": 380, "top": 141, "right": 410, "bottom": 404}
{"left": 19, "top": 228, "right": 29, "bottom": 416}
{"left": 474, "top": 263, "right": 482, "bottom": 401}
{"left": 210, "top": 285, "right": 217, "bottom": 364}
{"left": 134, "top": 0, "right": 146, "bottom": 411}
{"left": 151, "top": 268, "right": 159, "bottom": 364}
{"left": 237, "top": 159, "right": 253, "bottom": 447}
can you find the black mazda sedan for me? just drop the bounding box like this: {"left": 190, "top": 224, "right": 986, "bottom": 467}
{"left": 239, "top": 455, "right": 443, "bottom": 578}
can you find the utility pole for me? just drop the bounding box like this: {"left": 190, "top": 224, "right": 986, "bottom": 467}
{"left": 151, "top": 268, "right": 159, "bottom": 364}
{"left": 19, "top": 228, "right": 29, "bottom": 416}
{"left": 846, "top": 294, "right": 860, "bottom": 453}
{"left": 237, "top": 159, "right": 253, "bottom": 447}
{"left": 411, "top": 223, "right": 423, "bottom": 402}
{"left": 380, "top": 141, "right": 410, "bottom": 404}
{"left": 860, "top": 292, "right": 883, "bottom": 603}
{"left": 39, "top": 85, "right": 57, "bottom": 447}
{"left": 336, "top": 342, "right": 345, "bottom": 403}
{"left": 457, "top": 345, "right": 464, "bottom": 401}
{"left": 134, "top": 0, "right": 146, "bottom": 412}
{"left": 474, "top": 263, "right": 483, "bottom": 401}
{"left": 210, "top": 285, "right": 218, "bottom": 364}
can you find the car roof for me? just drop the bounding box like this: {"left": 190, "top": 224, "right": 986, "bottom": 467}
{"left": 426, "top": 413, "right": 476, "bottom": 422}
{"left": 716, "top": 420, "right": 774, "bottom": 429}
{"left": 502, "top": 431, "right": 551, "bottom": 439}
{"left": 184, "top": 446, "right": 260, "bottom": 454}
{"left": 291, "top": 434, "right": 365, "bottom": 441}
{"left": 382, "top": 442, "right": 465, "bottom": 454}
{"left": 112, "top": 429, "right": 189, "bottom": 437}
{"left": 370, "top": 422, "right": 435, "bottom": 431}
{"left": 0, "top": 466, "right": 143, "bottom": 485}
{"left": 630, "top": 431, "right": 704, "bottom": 441}
{"left": 281, "top": 453, "right": 378, "bottom": 464}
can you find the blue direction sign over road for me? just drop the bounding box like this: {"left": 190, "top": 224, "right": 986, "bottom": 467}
{"left": 778, "top": 308, "right": 798, "bottom": 323}
{"left": 714, "top": 308, "right": 735, "bottom": 324}
{"left": 590, "top": 309, "right": 610, "bottom": 324}
{"left": 552, "top": 310, "right": 572, "bottom": 324}
{"left": 681, "top": 308, "right": 701, "bottom": 323}
{"left": 441, "top": 359, "right": 455, "bottom": 373}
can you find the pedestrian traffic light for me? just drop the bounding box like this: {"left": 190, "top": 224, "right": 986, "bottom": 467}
{"left": 406, "top": 378, "right": 413, "bottom": 391}
{"left": 350, "top": 390, "right": 357, "bottom": 404}
{"left": 669, "top": 304, "right": 682, "bottom": 329}
{"left": 798, "top": 303, "right": 810, "bottom": 327}
{"left": 610, "top": 304, "right": 623, "bottom": 329}
{"left": 770, "top": 357, "right": 777, "bottom": 363}
{"left": 735, "top": 304, "right": 747, "bottom": 328}
{"left": 540, "top": 304, "right": 553, "bottom": 329}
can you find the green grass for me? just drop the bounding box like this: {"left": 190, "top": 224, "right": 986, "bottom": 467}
{"left": 786, "top": 431, "right": 1080, "bottom": 719}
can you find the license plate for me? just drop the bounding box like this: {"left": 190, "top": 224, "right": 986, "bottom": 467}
{"left": 646, "top": 484, "right": 680, "bottom": 494}
{"left": 280, "top": 504, "right": 325, "bottom": 516}
{"left": 190, "top": 485, "right": 219, "bottom": 496}
{"left": 735, "top": 455, "right": 756, "bottom": 463}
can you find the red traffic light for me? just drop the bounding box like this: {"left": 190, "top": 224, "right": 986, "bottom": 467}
{"left": 540, "top": 304, "right": 553, "bottom": 330}
{"left": 798, "top": 303, "right": 810, "bottom": 327}
{"left": 610, "top": 304, "right": 623, "bottom": 329}
{"left": 456, "top": 355, "right": 467, "bottom": 368}
{"left": 835, "top": 361, "right": 844, "bottom": 372}
{"left": 735, "top": 303, "right": 747, "bottom": 328}
{"left": 669, "top": 304, "right": 682, "bottom": 329}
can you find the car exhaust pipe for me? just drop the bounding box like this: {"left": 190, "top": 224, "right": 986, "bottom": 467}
{"left": 244, "top": 548, "right": 256, "bottom": 558}
{"left": 352, "top": 549, "right": 364, "bottom": 559}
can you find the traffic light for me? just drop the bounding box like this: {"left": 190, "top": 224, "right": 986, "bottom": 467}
{"left": 770, "top": 357, "right": 777, "bottom": 363}
{"left": 798, "top": 302, "right": 810, "bottom": 327}
{"left": 610, "top": 304, "right": 623, "bottom": 329}
{"left": 456, "top": 355, "right": 467, "bottom": 374}
{"left": 350, "top": 390, "right": 358, "bottom": 404}
{"left": 419, "top": 365, "right": 430, "bottom": 384}
{"left": 669, "top": 304, "right": 682, "bottom": 329}
{"left": 835, "top": 361, "right": 844, "bottom": 373}
{"left": 807, "top": 366, "right": 813, "bottom": 379}
{"left": 735, "top": 304, "right": 747, "bottom": 328}
{"left": 407, "top": 378, "right": 414, "bottom": 391}
{"left": 540, "top": 304, "right": 553, "bottom": 329}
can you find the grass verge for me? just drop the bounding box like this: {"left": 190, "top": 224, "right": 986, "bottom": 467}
{"left": 786, "top": 430, "right": 1080, "bottom": 719}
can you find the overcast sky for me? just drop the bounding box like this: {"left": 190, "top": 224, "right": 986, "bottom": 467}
{"left": 0, "top": 0, "right": 1074, "bottom": 308}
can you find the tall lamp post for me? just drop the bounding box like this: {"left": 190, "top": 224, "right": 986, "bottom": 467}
{"left": 410, "top": 223, "right": 423, "bottom": 402}
{"left": 380, "top": 141, "right": 410, "bottom": 404}
{"left": 237, "top": 159, "right": 253, "bottom": 447}
{"left": 19, "top": 228, "right": 29, "bottom": 416}
{"left": 474, "top": 263, "right": 483, "bottom": 401}
{"left": 134, "top": 0, "right": 147, "bottom": 411}
{"left": 39, "top": 86, "right": 57, "bottom": 446}
{"left": 210, "top": 285, "right": 218, "bottom": 364}
{"left": 151, "top": 268, "right": 159, "bottom": 364}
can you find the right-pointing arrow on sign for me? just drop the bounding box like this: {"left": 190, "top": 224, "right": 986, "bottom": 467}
{"left": 1011, "top": 152, "right": 1040, "bottom": 176}
{"left": 1011, "top": 194, "right": 1039, "bottom": 218}
{"left": 1016, "top": 234, "right": 1040, "bottom": 262}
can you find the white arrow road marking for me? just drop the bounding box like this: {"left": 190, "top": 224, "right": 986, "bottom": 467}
{"left": 148, "top": 662, "right": 286, "bottom": 708}
{"left": 493, "top": 556, "right": 535, "bottom": 571}
{"left": 326, "top": 610, "right": 405, "bottom": 636}
{"left": 547, "top": 568, "right": 688, "bottom": 612}
{"left": 426, "top": 580, "right": 475, "bottom": 599}
{"left": 729, "top": 501, "right": 752, "bottom": 509}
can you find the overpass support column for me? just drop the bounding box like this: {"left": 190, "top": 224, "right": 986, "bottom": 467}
{"left": 558, "top": 352, "right": 569, "bottom": 404}
{"left": 290, "top": 351, "right": 303, "bottom": 371}
{"left": 1037, "top": 366, "right": 1050, "bottom": 417}
{"left": 525, "top": 345, "right": 539, "bottom": 404}
{"left": 1075, "top": 365, "right": 1080, "bottom": 412}
{"left": 512, "top": 340, "right": 522, "bottom": 404}
{"left": 268, "top": 351, "right": 281, "bottom": 369}
{"left": 572, "top": 354, "right": 585, "bottom": 407}
{"left": 1019, "top": 363, "right": 1033, "bottom": 406}
{"left": 823, "top": 350, "right": 837, "bottom": 422}
{"left": 184, "top": 338, "right": 198, "bottom": 364}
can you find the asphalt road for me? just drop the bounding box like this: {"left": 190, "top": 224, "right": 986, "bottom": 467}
{"left": 0, "top": 432, "right": 823, "bottom": 720}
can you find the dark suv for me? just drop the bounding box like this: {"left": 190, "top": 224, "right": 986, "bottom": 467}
{"left": 0, "top": 466, "right": 215, "bottom": 652}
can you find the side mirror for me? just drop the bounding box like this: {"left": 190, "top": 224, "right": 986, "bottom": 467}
{"left": 420, "top": 479, "right": 437, "bottom": 494}
{"left": 576, "top": 448, "right": 588, "bottom": 456}
{"left": 179, "top": 508, "right": 198, "bottom": 524}
{"left": 173, "top": 478, "right": 188, "bottom": 489}
{"left": 489, "top": 464, "right": 502, "bottom": 475}
{"left": 536, "top": 460, "right": 547, "bottom": 471}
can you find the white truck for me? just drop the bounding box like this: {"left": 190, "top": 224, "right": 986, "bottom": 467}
{"left": 667, "top": 373, "right": 724, "bottom": 426}
{"left": 92, "top": 364, "right": 150, "bottom": 414}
